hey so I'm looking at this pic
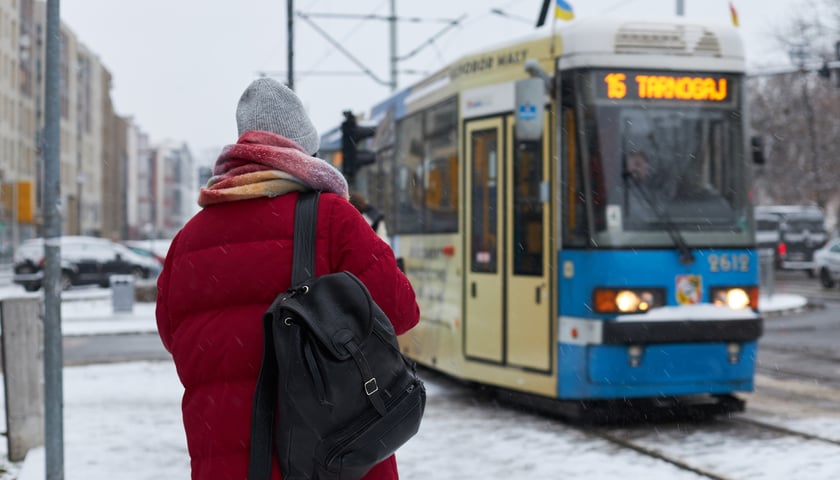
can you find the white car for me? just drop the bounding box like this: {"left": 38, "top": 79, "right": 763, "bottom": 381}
{"left": 814, "top": 238, "right": 840, "bottom": 289}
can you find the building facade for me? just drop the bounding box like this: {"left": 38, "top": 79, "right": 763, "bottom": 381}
{"left": 151, "top": 140, "right": 195, "bottom": 239}
{"left": 0, "top": 0, "right": 197, "bottom": 261}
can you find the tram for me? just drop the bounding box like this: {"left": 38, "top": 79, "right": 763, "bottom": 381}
{"left": 350, "top": 17, "right": 763, "bottom": 417}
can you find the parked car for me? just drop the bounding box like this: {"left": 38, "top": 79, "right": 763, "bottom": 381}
{"left": 755, "top": 205, "right": 828, "bottom": 276}
{"left": 123, "top": 239, "right": 171, "bottom": 264}
{"left": 814, "top": 237, "right": 840, "bottom": 289}
{"left": 13, "top": 236, "right": 161, "bottom": 292}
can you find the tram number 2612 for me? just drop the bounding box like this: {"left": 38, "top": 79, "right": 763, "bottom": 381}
{"left": 707, "top": 253, "right": 750, "bottom": 273}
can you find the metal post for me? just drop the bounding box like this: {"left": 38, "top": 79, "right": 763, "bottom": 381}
{"left": 801, "top": 81, "right": 822, "bottom": 205}
{"left": 287, "top": 0, "right": 294, "bottom": 89}
{"left": 676, "top": 0, "right": 685, "bottom": 16}
{"left": 12, "top": 179, "right": 18, "bottom": 255}
{"left": 389, "top": 0, "right": 397, "bottom": 92}
{"left": 43, "top": 0, "right": 65, "bottom": 479}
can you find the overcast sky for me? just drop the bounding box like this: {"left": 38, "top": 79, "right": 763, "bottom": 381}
{"left": 59, "top": 0, "right": 798, "bottom": 164}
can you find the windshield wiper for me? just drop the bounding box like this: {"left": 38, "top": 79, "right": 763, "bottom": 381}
{"left": 624, "top": 172, "right": 695, "bottom": 265}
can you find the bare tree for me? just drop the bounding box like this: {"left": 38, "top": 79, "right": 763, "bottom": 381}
{"left": 749, "top": 0, "right": 840, "bottom": 224}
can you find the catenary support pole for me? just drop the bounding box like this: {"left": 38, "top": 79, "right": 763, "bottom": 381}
{"left": 43, "top": 0, "right": 65, "bottom": 479}
{"left": 287, "top": 0, "right": 294, "bottom": 89}
{"left": 389, "top": 0, "right": 397, "bottom": 92}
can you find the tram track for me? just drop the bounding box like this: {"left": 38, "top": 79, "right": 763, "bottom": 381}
{"left": 584, "top": 410, "right": 840, "bottom": 479}
{"left": 726, "top": 416, "right": 840, "bottom": 447}
{"left": 586, "top": 428, "right": 731, "bottom": 480}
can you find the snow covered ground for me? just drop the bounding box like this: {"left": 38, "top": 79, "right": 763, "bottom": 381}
{"left": 0, "top": 287, "right": 822, "bottom": 479}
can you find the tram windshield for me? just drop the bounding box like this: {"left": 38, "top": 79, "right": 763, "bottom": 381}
{"left": 562, "top": 68, "right": 752, "bottom": 248}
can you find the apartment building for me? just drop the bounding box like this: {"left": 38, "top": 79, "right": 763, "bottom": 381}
{"left": 0, "top": 0, "right": 21, "bottom": 256}
{"left": 151, "top": 140, "right": 195, "bottom": 239}
{"left": 0, "top": 0, "right": 196, "bottom": 257}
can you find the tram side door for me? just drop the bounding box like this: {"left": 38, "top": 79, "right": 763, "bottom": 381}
{"left": 504, "top": 115, "right": 552, "bottom": 372}
{"left": 464, "top": 115, "right": 552, "bottom": 372}
{"left": 464, "top": 118, "right": 505, "bottom": 363}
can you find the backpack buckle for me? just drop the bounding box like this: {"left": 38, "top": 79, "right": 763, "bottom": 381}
{"left": 364, "top": 378, "right": 379, "bottom": 395}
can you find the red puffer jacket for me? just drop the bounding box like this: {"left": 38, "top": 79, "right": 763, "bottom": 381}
{"left": 156, "top": 192, "right": 420, "bottom": 480}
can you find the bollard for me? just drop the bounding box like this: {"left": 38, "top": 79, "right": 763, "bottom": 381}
{"left": 1, "top": 297, "right": 45, "bottom": 462}
{"left": 111, "top": 274, "right": 135, "bottom": 313}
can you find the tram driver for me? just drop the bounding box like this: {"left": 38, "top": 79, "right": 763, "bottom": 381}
{"left": 622, "top": 147, "right": 665, "bottom": 226}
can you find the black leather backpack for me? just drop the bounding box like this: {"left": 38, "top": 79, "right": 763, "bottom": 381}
{"left": 248, "top": 191, "right": 425, "bottom": 480}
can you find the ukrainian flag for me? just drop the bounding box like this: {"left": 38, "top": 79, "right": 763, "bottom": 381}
{"left": 555, "top": 0, "right": 574, "bottom": 21}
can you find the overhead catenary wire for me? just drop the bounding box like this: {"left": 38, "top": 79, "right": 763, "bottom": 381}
{"left": 299, "top": 0, "right": 389, "bottom": 81}
{"left": 294, "top": 2, "right": 463, "bottom": 90}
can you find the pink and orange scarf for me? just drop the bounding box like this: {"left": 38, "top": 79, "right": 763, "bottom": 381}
{"left": 198, "top": 130, "right": 348, "bottom": 207}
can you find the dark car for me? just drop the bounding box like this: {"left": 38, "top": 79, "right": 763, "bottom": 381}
{"left": 13, "top": 236, "right": 161, "bottom": 292}
{"left": 755, "top": 205, "right": 828, "bottom": 275}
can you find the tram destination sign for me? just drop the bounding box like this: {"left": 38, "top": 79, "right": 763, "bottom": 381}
{"left": 595, "top": 69, "right": 733, "bottom": 103}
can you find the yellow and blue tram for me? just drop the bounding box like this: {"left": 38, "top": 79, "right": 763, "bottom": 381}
{"left": 351, "top": 17, "right": 762, "bottom": 416}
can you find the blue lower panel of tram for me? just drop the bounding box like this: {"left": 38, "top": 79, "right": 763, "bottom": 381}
{"left": 557, "top": 342, "right": 757, "bottom": 399}
{"left": 556, "top": 249, "right": 761, "bottom": 400}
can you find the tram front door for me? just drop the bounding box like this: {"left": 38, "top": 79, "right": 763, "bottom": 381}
{"left": 464, "top": 116, "right": 553, "bottom": 373}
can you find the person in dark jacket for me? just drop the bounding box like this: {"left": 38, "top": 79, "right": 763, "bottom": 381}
{"left": 156, "top": 78, "right": 420, "bottom": 480}
{"left": 349, "top": 191, "right": 390, "bottom": 246}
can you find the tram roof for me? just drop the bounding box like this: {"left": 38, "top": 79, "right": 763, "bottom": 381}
{"left": 319, "top": 16, "right": 746, "bottom": 144}
{"left": 558, "top": 16, "right": 744, "bottom": 61}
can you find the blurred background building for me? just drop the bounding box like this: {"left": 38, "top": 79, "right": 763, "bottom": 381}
{"left": 0, "top": 0, "right": 196, "bottom": 262}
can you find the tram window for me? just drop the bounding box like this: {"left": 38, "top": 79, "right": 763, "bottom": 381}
{"left": 372, "top": 145, "right": 396, "bottom": 226}
{"left": 423, "top": 146, "right": 458, "bottom": 233}
{"left": 370, "top": 105, "right": 398, "bottom": 225}
{"left": 513, "top": 140, "right": 543, "bottom": 276}
{"left": 424, "top": 99, "right": 457, "bottom": 136}
{"left": 394, "top": 98, "right": 458, "bottom": 234}
{"left": 423, "top": 100, "right": 458, "bottom": 233}
{"left": 395, "top": 114, "right": 425, "bottom": 234}
{"left": 471, "top": 129, "right": 499, "bottom": 273}
{"left": 561, "top": 106, "right": 589, "bottom": 247}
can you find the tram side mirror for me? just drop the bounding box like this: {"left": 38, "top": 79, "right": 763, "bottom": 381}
{"left": 515, "top": 77, "right": 545, "bottom": 142}
{"left": 751, "top": 136, "right": 765, "bottom": 165}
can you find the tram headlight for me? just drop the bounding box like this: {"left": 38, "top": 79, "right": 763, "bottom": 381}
{"left": 711, "top": 286, "right": 758, "bottom": 310}
{"left": 593, "top": 288, "right": 664, "bottom": 314}
{"left": 615, "top": 290, "right": 640, "bottom": 312}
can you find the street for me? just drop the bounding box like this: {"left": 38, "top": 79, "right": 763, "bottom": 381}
{"left": 62, "top": 334, "right": 169, "bottom": 366}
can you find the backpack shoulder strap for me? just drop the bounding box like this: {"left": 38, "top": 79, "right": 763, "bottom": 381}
{"left": 292, "top": 191, "right": 320, "bottom": 285}
{"left": 248, "top": 190, "right": 320, "bottom": 480}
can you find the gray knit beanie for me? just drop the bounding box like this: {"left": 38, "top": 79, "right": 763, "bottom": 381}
{"left": 236, "top": 78, "right": 320, "bottom": 155}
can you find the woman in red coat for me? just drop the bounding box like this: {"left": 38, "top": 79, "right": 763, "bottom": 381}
{"left": 156, "top": 78, "right": 420, "bottom": 480}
